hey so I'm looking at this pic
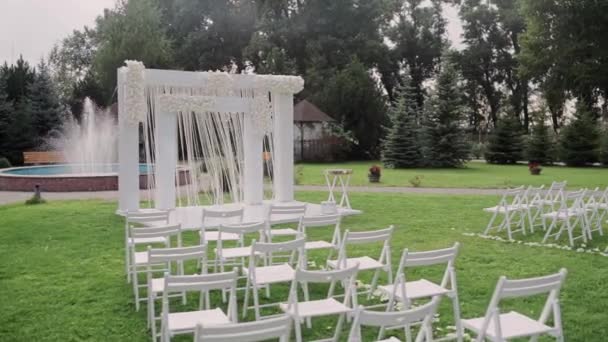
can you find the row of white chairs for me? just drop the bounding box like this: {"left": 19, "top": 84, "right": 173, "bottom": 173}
{"left": 483, "top": 181, "right": 608, "bottom": 245}
{"left": 124, "top": 209, "right": 568, "bottom": 342}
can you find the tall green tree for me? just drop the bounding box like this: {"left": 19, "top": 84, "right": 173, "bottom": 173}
{"left": 387, "top": 0, "right": 447, "bottom": 107}
{"left": 420, "top": 59, "right": 470, "bottom": 167}
{"left": 318, "top": 60, "right": 386, "bottom": 159}
{"left": 381, "top": 73, "right": 422, "bottom": 168}
{"left": 456, "top": 0, "right": 528, "bottom": 130}
{"left": 28, "top": 60, "right": 64, "bottom": 144}
{"left": 485, "top": 114, "right": 524, "bottom": 164}
{"left": 520, "top": 0, "right": 608, "bottom": 118}
{"left": 0, "top": 69, "right": 13, "bottom": 160}
{"left": 94, "top": 0, "right": 173, "bottom": 101}
{"left": 1, "top": 57, "right": 35, "bottom": 103}
{"left": 598, "top": 130, "right": 608, "bottom": 166}
{"left": 559, "top": 106, "right": 600, "bottom": 166}
{"left": 48, "top": 27, "right": 98, "bottom": 103}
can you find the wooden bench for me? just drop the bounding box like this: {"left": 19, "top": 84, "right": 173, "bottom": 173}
{"left": 23, "top": 151, "right": 66, "bottom": 165}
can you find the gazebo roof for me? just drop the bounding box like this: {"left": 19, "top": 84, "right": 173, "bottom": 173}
{"left": 294, "top": 100, "right": 334, "bottom": 123}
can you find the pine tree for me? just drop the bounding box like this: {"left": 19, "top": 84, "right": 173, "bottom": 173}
{"left": 485, "top": 115, "right": 525, "bottom": 164}
{"left": 0, "top": 70, "right": 14, "bottom": 160}
{"left": 599, "top": 130, "right": 608, "bottom": 166}
{"left": 559, "top": 106, "right": 599, "bottom": 166}
{"left": 525, "top": 118, "right": 554, "bottom": 164}
{"left": 420, "top": 61, "right": 470, "bottom": 167}
{"left": 381, "top": 73, "right": 422, "bottom": 168}
{"left": 29, "top": 59, "right": 64, "bottom": 144}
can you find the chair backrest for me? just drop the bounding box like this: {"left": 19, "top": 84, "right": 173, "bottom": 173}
{"left": 251, "top": 236, "right": 306, "bottom": 255}
{"left": 194, "top": 315, "right": 291, "bottom": 342}
{"left": 546, "top": 181, "right": 567, "bottom": 202}
{"left": 560, "top": 189, "right": 586, "bottom": 211}
{"left": 126, "top": 209, "right": 171, "bottom": 226}
{"left": 267, "top": 203, "right": 307, "bottom": 224}
{"left": 392, "top": 243, "right": 459, "bottom": 299}
{"left": 162, "top": 270, "right": 239, "bottom": 324}
{"left": 202, "top": 207, "right": 244, "bottom": 229}
{"left": 250, "top": 237, "right": 306, "bottom": 267}
{"left": 129, "top": 224, "right": 181, "bottom": 240}
{"left": 147, "top": 244, "right": 207, "bottom": 264}
{"left": 218, "top": 221, "right": 267, "bottom": 236}
{"left": 298, "top": 214, "right": 341, "bottom": 228}
{"left": 524, "top": 185, "right": 545, "bottom": 204}
{"left": 286, "top": 265, "right": 359, "bottom": 319}
{"left": 498, "top": 186, "right": 525, "bottom": 206}
{"left": 477, "top": 269, "right": 567, "bottom": 340}
{"left": 348, "top": 300, "right": 439, "bottom": 342}
{"left": 343, "top": 226, "right": 393, "bottom": 245}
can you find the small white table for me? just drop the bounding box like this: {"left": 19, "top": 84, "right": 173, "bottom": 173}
{"left": 324, "top": 169, "right": 353, "bottom": 209}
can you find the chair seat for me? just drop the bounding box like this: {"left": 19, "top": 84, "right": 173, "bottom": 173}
{"left": 327, "top": 256, "right": 384, "bottom": 271}
{"left": 542, "top": 210, "right": 585, "bottom": 220}
{"left": 304, "top": 240, "right": 335, "bottom": 250}
{"left": 462, "top": 311, "right": 554, "bottom": 340}
{"left": 378, "top": 337, "right": 402, "bottom": 342}
{"left": 279, "top": 298, "right": 351, "bottom": 318}
{"left": 483, "top": 205, "right": 523, "bottom": 213}
{"left": 270, "top": 228, "right": 299, "bottom": 236}
{"left": 128, "top": 236, "right": 167, "bottom": 245}
{"left": 150, "top": 278, "right": 164, "bottom": 293}
{"left": 378, "top": 279, "right": 450, "bottom": 300}
{"left": 243, "top": 264, "right": 295, "bottom": 285}
{"left": 167, "top": 308, "right": 231, "bottom": 334}
{"left": 586, "top": 203, "right": 608, "bottom": 209}
{"left": 134, "top": 252, "right": 148, "bottom": 265}
{"left": 200, "top": 231, "right": 240, "bottom": 242}
{"left": 217, "top": 246, "right": 262, "bottom": 259}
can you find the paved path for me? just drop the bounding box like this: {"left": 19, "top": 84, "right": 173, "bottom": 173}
{"left": 0, "top": 186, "right": 502, "bottom": 205}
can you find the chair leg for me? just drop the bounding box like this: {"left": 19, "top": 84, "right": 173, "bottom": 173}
{"left": 332, "top": 313, "right": 345, "bottom": 342}
{"left": 484, "top": 211, "right": 498, "bottom": 235}
{"left": 132, "top": 268, "right": 141, "bottom": 311}
{"left": 302, "top": 281, "right": 312, "bottom": 328}
{"left": 368, "top": 268, "right": 381, "bottom": 300}
{"left": 451, "top": 294, "right": 463, "bottom": 342}
{"left": 294, "top": 315, "right": 303, "bottom": 342}
{"left": 149, "top": 296, "right": 157, "bottom": 342}
{"left": 252, "top": 282, "right": 261, "bottom": 320}
{"left": 542, "top": 219, "right": 557, "bottom": 243}
{"left": 126, "top": 245, "right": 131, "bottom": 283}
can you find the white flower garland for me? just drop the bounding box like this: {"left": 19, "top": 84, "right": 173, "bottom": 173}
{"left": 121, "top": 61, "right": 304, "bottom": 136}
{"left": 462, "top": 232, "right": 608, "bottom": 257}
{"left": 124, "top": 60, "right": 146, "bottom": 123}
{"left": 157, "top": 94, "right": 216, "bottom": 114}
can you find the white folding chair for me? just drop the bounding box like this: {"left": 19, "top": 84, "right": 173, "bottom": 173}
{"left": 298, "top": 213, "right": 342, "bottom": 251}
{"left": 483, "top": 186, "right": 527, "bottom": 240}
{"left": 348, "top": 299, "right": 440, "bottom": 342}
{"left": 266, "top": 203, "right": 307, "bottom": 239}
{"left": 582, "top": 187, "right": 607, "bottom": 238}
{"left": 537, "top": 181, "right": 567, "bottom": 212}
{"left": 215, "top": 221, "right": 267, "bottom": 273}
{"left": 199, "top": 207, "right": 244, "bottom": 240}
{"left": 130, "top": 224, "right": 182, "bottom": 311}
{"left": 519, "top": 185, "right": 545, "bottom": 232}
{"left": 462, "top": 268, "right": 567, "bottom": 342}
{"left": 280, "top": 265, "right": 359, "bottom": 342}
{"left": 194, "top": 314, "right": 292, "bottom": 342}
{"left": 378, "top": 243, "right": 462, "bottom": 342}
{"left": 243, "top": 236, "right": 306, "bottom": 320}
{"left": 146, "top": 244, "right": 207, "bottom": 341}
{"left": 125, "top": 210, "right": 171, "bottom": 283}
{"left": 327, "top": 226, "right": 393, "bottom": 297}
{"left": 160, "top": 270, "right": 239, "bottom": 342}
{"left": 542, "top": 189, "right": 589, "bottom": 246}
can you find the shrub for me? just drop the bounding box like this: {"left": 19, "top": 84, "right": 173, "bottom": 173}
{"left": 408, "top": 175, "right": 424, "bottom": 187}
{"left": 526, "top": 120, "right": 554, "bottom": 164}
{"left": 0, "top": 157, "right": 11, "bottom": 169}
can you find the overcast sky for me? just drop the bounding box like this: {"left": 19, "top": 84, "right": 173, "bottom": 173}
{"left": 0, "top": 0, "right": 463, "bottom": 67}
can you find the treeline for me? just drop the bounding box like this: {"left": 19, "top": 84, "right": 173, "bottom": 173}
{"left": 0, "top": 59, "right": 64, "bottom": 165}
{"left": 2, "top": 0, "right": 608, "bottom": 166}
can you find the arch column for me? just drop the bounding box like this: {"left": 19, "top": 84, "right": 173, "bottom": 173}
{"left": 272, "top": 92, "right": 294, "bottom": 202}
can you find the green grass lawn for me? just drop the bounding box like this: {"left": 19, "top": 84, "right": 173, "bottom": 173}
{"left": 1, "top": 192, "right": 608, "bottom": 341}
{"left": 297, "top": 161, "right": 608, "bottom": 189}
